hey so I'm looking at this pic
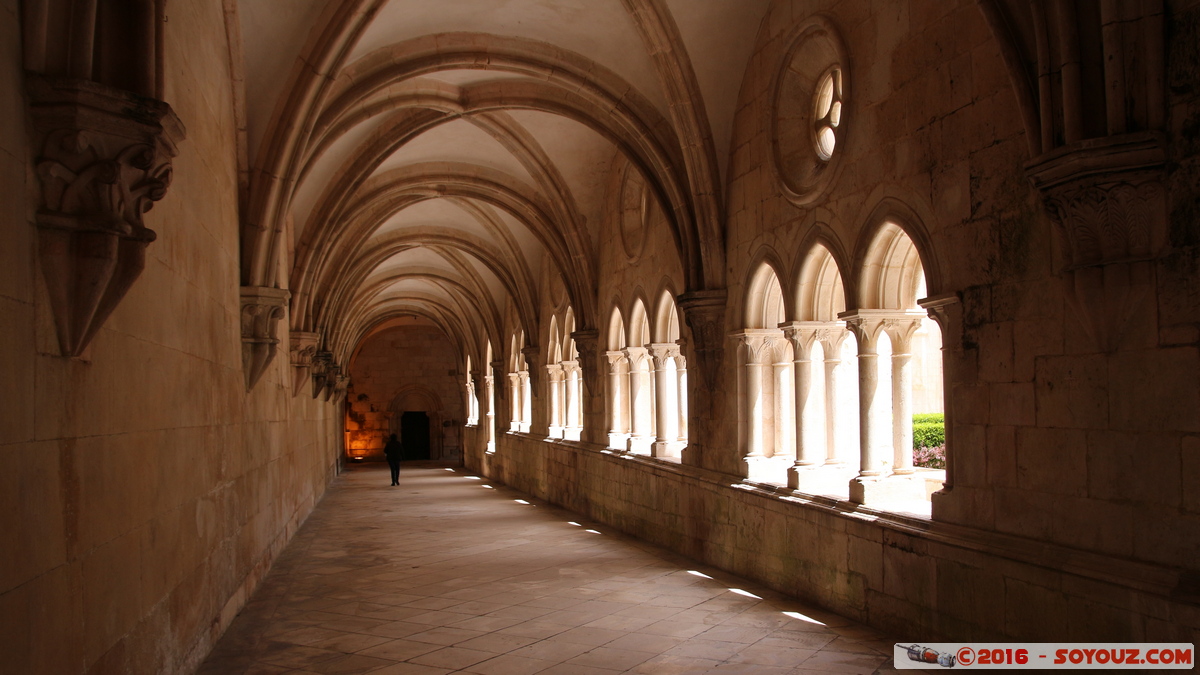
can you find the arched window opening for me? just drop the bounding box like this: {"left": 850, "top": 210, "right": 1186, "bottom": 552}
{"left": 735, "top": 264, "right": 795, "bottom": 483}
{"left": 506, "top": 332, "right": 531, "bottom": 433}
{"left": 625, "top": 298, "right": 654, "bottom": 455}
{"left": 605, "top": 307, "right": 630, "bottom": 450}
{"left": 843, "top": 221, "right": 944, "bottom": 511}
{"left": 545, "top": 310, "right": 584, "bottom": 441}
{"left": 546, "top": 317, "right": 564, "bottom": 439}
{"left": 562, "top": 308, "right": 583, "bottom": 441}
{"left": 649, "top": 290, "right": 687, "bottom": 459}
{"left": 484, "top": 340, "right": 496, "bottom": 453}
{"left": 518, "top": 333, "right": 532, "bottom": 433}
{"left": 783, "top": 244, "right": 858, "bottom": 495}
{"left": 465, "top": 354, "right": 479, "bottom": 426}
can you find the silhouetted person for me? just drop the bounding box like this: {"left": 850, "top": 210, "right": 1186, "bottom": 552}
{"left": 384, "top": 433, "right": 402, "bottom": 486}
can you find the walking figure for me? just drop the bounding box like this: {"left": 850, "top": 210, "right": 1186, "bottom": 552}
{"left": 384, "top": 433, "right": 402, "bottom": 486}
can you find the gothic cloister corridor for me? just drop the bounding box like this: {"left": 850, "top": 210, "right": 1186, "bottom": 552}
{"left": 198, "top": 463, "right": 894, "bottom": 675}
{"left": 4, "top": 0, "right": 1200, "bottom": 672}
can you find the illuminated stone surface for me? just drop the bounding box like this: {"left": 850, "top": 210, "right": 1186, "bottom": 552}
{"left": 199, "top": 464, "right": 894, "bottom": 675}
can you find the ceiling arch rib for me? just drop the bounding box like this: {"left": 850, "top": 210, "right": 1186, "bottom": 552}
{"left": 292, "top": 34, "right": 705, "bottom": 287}
{"left": 336, "top": 293, "right": 477, "bottom": 366}
{"left": 298, "top": 166, "right": 579, "bottom": 333}
{"left": 334, "top": 266, "right": 501, "bottom": 349}
{"left": 241, "top": 0, "right": 384, "bottom": 288}
{"left": 293, "top": 86, "right": 686, "bottom": 307}
{"left": 312, "top": 201, "right": 528, "bottom": 333}
{"left": 317, "top": 227, "right": 538, "bottom": 347}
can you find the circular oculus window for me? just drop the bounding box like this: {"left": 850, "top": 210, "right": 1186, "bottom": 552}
{"left": 813, "top": 68, "right": 843, "bottom": 161}
{"left": 770, "top": 16, "right": 848, "bottom": 205}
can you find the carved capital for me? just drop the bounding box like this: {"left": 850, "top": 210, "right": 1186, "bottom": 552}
{"left": 919, "top": 293, "right": 962, "bottom": 351}
{"left": 28, "top": 76, "right": 186, "bottom": 357}
{"left": 622, "top": 346, "right": 649, "bottom": 369}
{"left": 289, "top": 331, "right": 320, "bottom": 397}
{"left": 1026, "top": 132, "right": 1167, "bottom": 351}
{"left": 778, "top": 321, "right": 823, "bottom": 359}
{"left": 647, "top": 343, "right": 681, "bottom": 370}
{"left": 605, "top": 350, "right": 628, "bottom": 370}
{"left": 678, "top": 289, "right": 726, "bottom": 390}
{"left": 240, "top": 286, "right": 290, "bottom": 391}
{"left": 731, "top": 329, "right": 777, "bottom": 365}
{"left": 839, "top": 310, "right": 924, "bottom": 353}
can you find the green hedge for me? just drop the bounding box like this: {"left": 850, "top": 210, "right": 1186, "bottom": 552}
{"left": 912, "top": 414, "right": 945, "bottom": 450}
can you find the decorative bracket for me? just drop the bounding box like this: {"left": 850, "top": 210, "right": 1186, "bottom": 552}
{"left": 310, "top": 351, "right": 332, "bottom": 399}
{"left": 28, "top": 75, "right": 185, "bottom": 357}
{"left": 570, "top": 329, "right": 599, "bottom": 392}
{"left": 331, "top": 373, "right": 350, "bottom": 401}
{"left": 678, "top": 289, "right": 727, "bottom": 391}
{"left": 521, "top": 345, "right": 540, "bottom": 390}
{"left": 240, "top": 286, "right": 290, "bottom": 391}
{"left": 289, "top": 331, "right": 320, "bottom": 397}
{"left": 1025, "top": 131, "right": 1166, "bottom": 352}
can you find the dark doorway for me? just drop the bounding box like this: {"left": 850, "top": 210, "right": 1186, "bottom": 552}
{"left": 400, "top": 411, "right": 431, "bottom": 460}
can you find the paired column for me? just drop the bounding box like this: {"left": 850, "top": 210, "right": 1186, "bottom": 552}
{"left": 563, "top": 360, "right": 582, "bottom": 441}
{"left": 732, "top": 330, "right": 775, "bottom": 471}
{"left": 817, "top": 328, "right": 849, "bottom": 465}
{"left": 605, "top": 351, "right": 630, "bottom": 449}
{"left": 648, "top": 343, "right": 681, "bottom": 458}
{"left": 675, "top": 354, "right": 688, "bottom": 446}
{"left": 842, "top": 310, "right": 927, "bottom": 503}
{"left": 545, "top": 363, "right": 564, "bottom": 439}
{"left": 517, "top": 370, "right": 532, "bottom": 432}
{"left": 781, "top": 323, "right": 820, "bottom": 489}
{"left": 623, "top": 347, "right": 652, "bottom": 453}
{"left": 483, "top": 372, "right": 496, "bottom": 453}
{"left": 507, "top": 373, "right": 521, "bottom": 432}
{"left": 885, "top": 320, "right": 922, "bottom": 475}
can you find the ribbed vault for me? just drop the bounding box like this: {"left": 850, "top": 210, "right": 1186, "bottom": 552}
{"left": 232, "top": 0, "right": 770, "bottom": 372}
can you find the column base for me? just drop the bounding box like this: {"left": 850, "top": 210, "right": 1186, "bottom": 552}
{"left": 787, "top": 463, "right": 824, "bottom": 490}
{"left": 738, "top": 455, "right": 790, "bottom": 482}
{"left": 627, "top": 435, "right": 652, "bottom": 454}
{"left": 608, "top": 432, "right": 630, "bottom": 451}
{"left": 848, "top": 473, "right": 927, "bottom": 505}
{"left": 651, "top": 440, "right": 681, "bottom": 458}
{"left": 548, "top": 425, "right": 564, "bottom": 440}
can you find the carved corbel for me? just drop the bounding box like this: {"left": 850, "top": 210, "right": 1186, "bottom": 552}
{"left": 1025, "top": 132, "right": 1166, "bottom": 351}
{"left": 490, "top": 360, "right": 505, "bottom": 400}
{"left": 521, "top": 346, "right": 540, "bottom": 389}
{"left": 332, "top": 373, "right": 350, "bottom": 401}
{"left": 310, "top": 351, "right": 332, "bottom": 399}
{"left": 240, "top": 286, "right": 290, "bottom": 391}
{"left": 570, "top": 329, "right": 599, "bottom": 391}
{"left": 28, "top": 76, "right": 186, "bottom": 357}
{"left": 321, "top": 364, "right": 340, "bottom": 402}
{"left": 289, "top": 331, "right": 320, "bottom": 397}
{"left": 678, "top": 289, "right": 727, "bottom": 392}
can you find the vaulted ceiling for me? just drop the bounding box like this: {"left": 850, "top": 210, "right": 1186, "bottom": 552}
{"left": 232, "top": 0, "right": 771, "bottom": 365}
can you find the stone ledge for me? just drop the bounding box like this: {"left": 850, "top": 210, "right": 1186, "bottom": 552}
{"left": 502, "top": 436, "right": 1188, "bottom": 605}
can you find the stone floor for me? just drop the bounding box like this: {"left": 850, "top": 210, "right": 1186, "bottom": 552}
{"left": 198, "top": 463, "right": 899, "bottom": 675}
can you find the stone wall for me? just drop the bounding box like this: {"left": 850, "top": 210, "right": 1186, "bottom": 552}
{"left": 474, "top": 433, "right": 1199, "bottom": 641}
{"left": 464, "top": 0, "right": 1200, "bottom": 644}
{"left": 346, "top": 323, "right": 465, "bottom": 462}
{"left": 0, "top": 3, "right": 343, "bottom": 673}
